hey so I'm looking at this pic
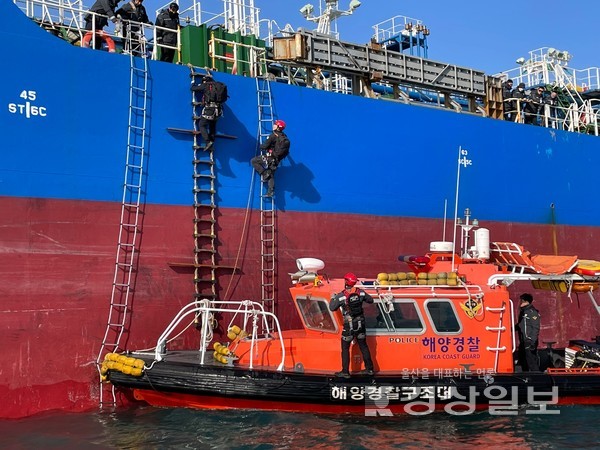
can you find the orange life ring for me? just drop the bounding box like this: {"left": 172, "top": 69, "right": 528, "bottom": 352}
{"left": 82, "top": 31, "right": 116, "bottom": 53}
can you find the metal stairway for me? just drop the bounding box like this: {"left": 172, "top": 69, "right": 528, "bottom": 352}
{"left": 96, "top": 48, "right": 149, "bottom": 407}
{"left": 256, "top": 76, "right": 276, "bottom": 329}
{"left": 190, "top": 69, "right": 218, "bottom": 303}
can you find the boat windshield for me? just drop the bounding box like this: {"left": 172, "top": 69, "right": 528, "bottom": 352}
{"left": 296, "top": 296, "right": 337, "bottom": 332}
{"left": 365, "top": 300, "right": 425, "bottom": 334}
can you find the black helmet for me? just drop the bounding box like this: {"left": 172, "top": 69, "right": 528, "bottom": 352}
{"left": 518, "top": 82, "right": 526, "bottom": 88}
{"left": 506, "top": 79, "right": 513, "bottom": 84}
{"left": 520, "top": 293, "right": 533, "bottom": 303}
{"left": 169, "top": 2, "right": 179, "bottom": 11}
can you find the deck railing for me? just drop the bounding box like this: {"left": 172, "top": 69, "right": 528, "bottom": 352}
{"left": 154, "top": 300, "right": 285, "bottom": 371}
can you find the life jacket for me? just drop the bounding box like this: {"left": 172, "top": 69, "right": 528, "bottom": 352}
{"left": 342, "top": 287, "right": 365, "bottom": 318}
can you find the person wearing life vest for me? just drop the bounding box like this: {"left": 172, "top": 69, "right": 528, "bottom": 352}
{"left": 329, "top": 272, "right": 375, "bottom": 378}
{"left": 191, "top": 74, "right": 222, "bottom": 151}
{"left": 517, "top": 293, "right": 541, "bottom": 371}
{"left": 251, "top": 120, "right": 290, "bottom": 197}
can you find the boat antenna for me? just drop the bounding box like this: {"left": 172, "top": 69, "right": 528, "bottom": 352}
{"left": 299, "top": 0, "right": 361, "bottom": 36}
{"left": 451, "top": 146, "right": 472, "bottom": 271}
{"left": 442, "top": 198, "right": 448, "bottom": 241}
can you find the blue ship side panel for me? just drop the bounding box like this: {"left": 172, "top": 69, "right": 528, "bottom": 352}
{"left": 2, "top": 1, "right": 600, "bottom": 226}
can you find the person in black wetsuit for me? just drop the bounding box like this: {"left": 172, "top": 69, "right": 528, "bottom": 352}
{"left": 517, "top": 293, "right": 541, "bottom": 371}
{"left": 329, "top": 272, "right": 375, "bottom": 378}
{"left": 251, "top": 120, "right": 290, "bottom": 197}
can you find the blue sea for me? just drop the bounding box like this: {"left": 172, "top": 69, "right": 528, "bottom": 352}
{"left": 1, "top": 406, "right": 600, "bottom": 449}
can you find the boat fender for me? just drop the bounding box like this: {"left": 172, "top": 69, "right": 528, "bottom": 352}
{"left": 572, "top": 282, "right": 599, "bottom": 293}
{"left": 133, "top": 359, "right": 145, "bottom": 369}
{"left": 82, "top": 31, "right": 116, "bottom": 53}
{"left": 227, "top": 325, "right": 242, "bottom": 340}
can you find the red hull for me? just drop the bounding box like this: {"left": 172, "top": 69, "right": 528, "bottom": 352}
{"left": 2, "top": 196, "right": 600, "bottom": 418}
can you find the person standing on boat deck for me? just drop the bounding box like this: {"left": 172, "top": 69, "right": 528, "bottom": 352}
{"left": 329, "top": 273, "right": 375, "bottom": 378}
{"left": 517, "top": 293, "right": 540, "bottom": 371}
{"left": 251, "top": 120, "right": 290, "bottom": 198}
{"left": 115, "top": 0, "right": 152, "bottom": 55}
{"left": 85, "top": 0, "right": 121, "bottom": 31}
{"left": 502, "top": 79, "right": 514, "bottom": 121}
{"left": 156, "top": 2, "right": 180, "bottom": 62}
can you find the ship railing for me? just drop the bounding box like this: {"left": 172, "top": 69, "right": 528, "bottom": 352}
{"left": 208, "top": 34, "right": 267, "bottom": 77}
{"left": 259, "top": 19, "right": 295, "bottom": 49}
{"left": 499, "top": 65, "right": 600, "bottom": 95}
{"left": 153, "top": 300, "right": 285, "bottom": 371}
{"left": 14, "top": 0, "right": 86, "bottom": 42}
{"left": 504, "top": 98, "right": 599, "bottom": 136}
{"left": 372, "top": 15, "right": 425, "bottom": 44}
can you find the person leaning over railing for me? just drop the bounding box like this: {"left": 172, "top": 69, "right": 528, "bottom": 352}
{"left": 116, "top": 0, "right": 152, "bottom": 55}
{"left": 525, "top": 86, "right": 545, "bottom": 126}
{"left": 511, "top": 82, "right": 527, "bottom": 123}
{"left": 85, "top": 0, "right": 121, "bottom": 31}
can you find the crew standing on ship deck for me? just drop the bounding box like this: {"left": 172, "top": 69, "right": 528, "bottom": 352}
{"left": 115, "top": 0, "right": 152, "bottom": 56}
{"left": 502, "top": 79, "right": 514, "bottom": 121}
{"left": 511, "top": 82, "right": 527, "bottom": 123}
{"left": 156, "top": 2, "right": 180, "bottom": 63}
{"left": 85, "top": 0, "right": 121, "bottom": 31}
{"left": 517, "top": 293, "right": 540, "bottom": 371}
{"left": 329, "top": 273, "right": 375, "bottom": 378}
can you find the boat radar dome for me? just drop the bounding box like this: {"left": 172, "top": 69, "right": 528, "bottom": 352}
{"left": 296, "top": 258, "right": 325, "bottom": 272}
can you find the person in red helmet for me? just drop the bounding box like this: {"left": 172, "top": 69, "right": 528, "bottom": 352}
{"left": 251, "top": 120, "right": 290, "bottom": 197}
{"left": 329, "top": 272, "right": 375, "bottom": 378}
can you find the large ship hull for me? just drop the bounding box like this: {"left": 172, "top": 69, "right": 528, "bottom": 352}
{"left": 1, "top": 2, "right": 599, "bottom": 418}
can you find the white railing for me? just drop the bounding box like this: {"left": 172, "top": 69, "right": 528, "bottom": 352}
{"left": 504, "top": 98, "right": 599, "bottom": 136}
{"left": 496, "top": 47, "right": 600, "bottom": 93}
{"left": 372, "top": 14, "right": 425, "bottom": 43}
{"left": 154, "top": 300, "right": 285, "bottom": 371}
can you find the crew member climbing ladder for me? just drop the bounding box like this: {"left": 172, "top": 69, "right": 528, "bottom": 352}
{"left": 256, "top": 76, "right": 276, "bottom": 329}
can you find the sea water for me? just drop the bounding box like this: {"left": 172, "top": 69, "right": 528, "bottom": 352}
{"left": 1, "top": 406, "right": 599, "bottom": 449}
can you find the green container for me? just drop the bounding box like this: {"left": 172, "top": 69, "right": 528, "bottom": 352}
{"left": 180, "top": 25, "right": 209, "bottom": 67}
{"left": 180, "top": 24, "right": 266, "bottom": 74}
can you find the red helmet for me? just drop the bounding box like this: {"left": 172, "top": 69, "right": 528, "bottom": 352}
{"left": 274, "top": 119, "right": 286, "bottom": 130}
{"left": 344, "top": 272, "right": 358, "bottom": 286}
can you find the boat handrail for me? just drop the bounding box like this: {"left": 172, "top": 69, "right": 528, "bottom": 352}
{"left": 487, "top": 272, "right": 585, "bottom": 287}
{"left": 509, "top": 299, "right": 516, "bottom": 355}
{"left": 361, "top": 283, "right": 485, "bottom": 300}
{"left": 209, "top": 300, "right": 272, "bottom": 336}
{"left": 154, "top": 300, "right": 286, "bottom": 371}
